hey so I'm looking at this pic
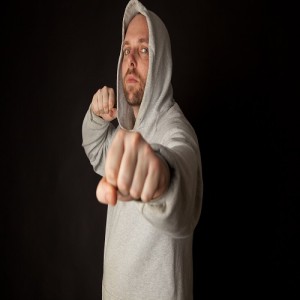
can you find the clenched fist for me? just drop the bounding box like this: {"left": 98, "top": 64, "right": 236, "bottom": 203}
{"left": 96, "top": 128, "right": 170, "bottom": 206}
{"left": 91, "top": 86, "right": 117, "bottom": 122}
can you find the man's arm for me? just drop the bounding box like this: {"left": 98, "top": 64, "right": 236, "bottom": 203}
{"left": 95, "top": 118, "right": 203, "bottom": 238}
{"left": 82, "top": 86, "right": 118, "bottom": 175}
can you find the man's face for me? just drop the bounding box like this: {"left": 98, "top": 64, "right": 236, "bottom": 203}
{"left": 122, "top": 14, "right": 149, "bottom": 107}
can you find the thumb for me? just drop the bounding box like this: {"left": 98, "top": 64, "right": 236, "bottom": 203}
{"left": 109, "top": 108, "right": 117, "bottom": 120}
{"left": 96, "top": 176, "right": 117, "bottom": 206}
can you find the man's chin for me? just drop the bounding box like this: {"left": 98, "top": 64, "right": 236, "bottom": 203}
{"left": 124, "top": 86, "right": 144, "bottom": 106}
{"left": 126, "top": 98, "right": 142, "bottom": 107}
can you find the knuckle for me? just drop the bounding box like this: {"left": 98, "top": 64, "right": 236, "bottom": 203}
{"left": 130, "top": 187, "right": 141, "bottom": 199}
{"left": 97, "top": 89, "right": 102, "bottom": 97}
{"left": 151, "top": 156, "right": 160, "bottom": 170}
{"left": 131, "top": 132, "right": 142, "bottom": 147}
{"left": 117, "top": 175, "right": 130, "bottom": 194}
{"left": 105, "top": 168, "right": 117, "bottom": 185}
{"left": 131, "top": 132, "right": 141, "bottom": 145}
{"left": 141, "top": 192, "right": 151, "bottom": 202}
{"left": 143, "top": 143, "right": 153, "bottom": 156}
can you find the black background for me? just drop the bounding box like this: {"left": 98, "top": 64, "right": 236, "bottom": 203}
{"left": 3, "top": 0, "right": 299, "bottom": 299}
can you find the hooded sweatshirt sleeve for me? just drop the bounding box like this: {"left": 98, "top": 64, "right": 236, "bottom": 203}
{"left": 136, "top": 107, "right": 203, "bottom": 239}
{"left": 82, "top": 106, "right": 117, "bottom": 176}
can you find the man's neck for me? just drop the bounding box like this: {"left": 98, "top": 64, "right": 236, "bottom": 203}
{"left": 133, "top": 106, "right": 139, "bottom": 119}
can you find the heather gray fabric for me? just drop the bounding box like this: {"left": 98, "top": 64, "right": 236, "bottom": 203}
{"left": 82, "top": 0, "right": 203, "bottom": 299}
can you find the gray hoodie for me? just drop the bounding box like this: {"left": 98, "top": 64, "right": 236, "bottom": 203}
{"left": 82, "top": 0, "right": 203, "bottom": 299}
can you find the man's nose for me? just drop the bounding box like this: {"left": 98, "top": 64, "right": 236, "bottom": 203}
{"left": 128, "top": 52, "right": 136, "bottom": 68}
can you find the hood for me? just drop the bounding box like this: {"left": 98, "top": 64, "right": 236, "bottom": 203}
{"left": 116, "top": 0, "right": 174, "bottom": 131}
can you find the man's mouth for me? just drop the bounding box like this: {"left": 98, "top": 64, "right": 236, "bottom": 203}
{"left": 126, "top": 75, "right": 138, "bottom": 84}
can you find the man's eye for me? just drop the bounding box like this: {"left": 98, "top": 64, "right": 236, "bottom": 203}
{"left": 141, "top": 47, "right": 148, "bottom": 54}
{"left": 123, "top": 49, "right": 130, "bottom": 55}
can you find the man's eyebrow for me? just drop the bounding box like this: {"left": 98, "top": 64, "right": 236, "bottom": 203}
{"left": 123, "top": 38, "right": 149, "bottom": 46}
{"left": 137, "top": 38, "right": 149, "bottom": 43}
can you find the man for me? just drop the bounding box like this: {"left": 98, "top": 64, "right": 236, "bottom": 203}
{"left": 82, "top": 0, "right": 203, "bottom": 299}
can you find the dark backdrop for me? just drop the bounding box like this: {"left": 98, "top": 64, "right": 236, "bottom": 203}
{"left": 3, "top": 0, "right": 299, "bottom": 299}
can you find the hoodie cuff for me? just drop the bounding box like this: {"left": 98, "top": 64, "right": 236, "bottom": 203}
{"left": 89, "top": 106, "right": 110, "bottom": 126}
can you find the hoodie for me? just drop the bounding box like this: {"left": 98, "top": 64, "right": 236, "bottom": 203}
{"left": 82, "top": 1, "right": 203, "bottom": 299}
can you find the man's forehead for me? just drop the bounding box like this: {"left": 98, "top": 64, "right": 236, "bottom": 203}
{"left": 123, "top": 38, "right": 149, "bottom": 46}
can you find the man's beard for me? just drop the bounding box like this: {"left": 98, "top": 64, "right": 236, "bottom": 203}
{"left": 123, "top": 70, "right": 146, "bottom": 107}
